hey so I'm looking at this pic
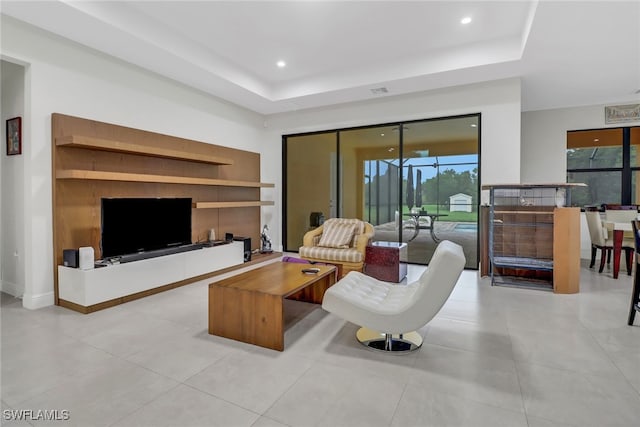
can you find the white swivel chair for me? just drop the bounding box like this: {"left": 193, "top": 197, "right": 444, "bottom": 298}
{"left": 322, "top": 240, "right": 466, "bottom": 353}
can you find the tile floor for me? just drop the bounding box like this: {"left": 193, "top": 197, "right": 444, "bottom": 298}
{"left": 1, "top": 260, "right": 639, "bottom": 427}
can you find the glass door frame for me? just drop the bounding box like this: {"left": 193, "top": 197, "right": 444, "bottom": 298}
{"left": 282, "top": 113, "right": 482, "bottom": 268}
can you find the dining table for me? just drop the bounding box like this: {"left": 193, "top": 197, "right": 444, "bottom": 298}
{"left": 603, "top": 221, "right": 634, "bottom": 279}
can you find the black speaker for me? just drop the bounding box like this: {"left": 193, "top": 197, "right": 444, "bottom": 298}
{"left": 225, "top": 232, "right": 234, "bottom": 242}
{"left": 63, "top": 249, "right": 79, "bottom": 268}
{"left": 233, "top": 236, "right": 251, "bottom": 262}
{"left": 310, "top": 212, "right": 325, "bottom": 228}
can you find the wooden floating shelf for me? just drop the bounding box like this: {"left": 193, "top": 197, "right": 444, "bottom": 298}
{"left": 56, "top": 169, "right": 275, "bottom": 188}
{"left": 194, "top": 201, "right": 275, "bottom": 209}
{"left": 57, "top": 135, "right": 234, "bottom": 166}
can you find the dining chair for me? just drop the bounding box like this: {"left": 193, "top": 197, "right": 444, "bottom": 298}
{"left": 584, "top": 209, "right": 634, "bottom": 273}
{"left": 629, "top": 220, "right": 640, "bottom": 325}
{"left": 585, "top": 208, "right": 612, "bottom": 271}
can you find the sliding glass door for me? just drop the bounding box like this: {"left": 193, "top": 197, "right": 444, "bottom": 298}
{"left": 340, "top": 125, "right": 400, "bottom": 226}
{"left": 283, "top": 114, "right": 480, "bottom": 268}
{"left": 284, "top": 132, "right": 337, "bottom": 251}
{"left": 400, "top": 117, "right": 479, "bottom": 267}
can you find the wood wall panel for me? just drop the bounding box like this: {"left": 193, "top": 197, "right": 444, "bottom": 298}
{"left": 52, "top": 113, "right": 269, "bottom": 304}
{"left": 553, "top": 207, "right": 580, "bottom": 294}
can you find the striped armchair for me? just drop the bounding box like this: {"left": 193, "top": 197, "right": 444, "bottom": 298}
{"left": 299, "top": 218, "right": 375, "bottom": 278}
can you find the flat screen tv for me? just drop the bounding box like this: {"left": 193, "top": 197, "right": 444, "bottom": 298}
{"left": 101, "top": 197, "right": 192, "bottom": 258}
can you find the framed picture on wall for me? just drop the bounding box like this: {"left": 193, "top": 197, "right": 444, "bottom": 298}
{"left": 6, "top": 116, "right": 22, "bottom": 155}
{"left": 604, "top": 104, "right": 640, "bottom": 124}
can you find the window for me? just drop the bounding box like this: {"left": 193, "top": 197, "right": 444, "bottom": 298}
{"left": 567, "top": 127, "right": 640, "bottom": 206}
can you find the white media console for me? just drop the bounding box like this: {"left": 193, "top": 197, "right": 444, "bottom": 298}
{"left": 58, "top": 241, "right": 244, "bottom": 308}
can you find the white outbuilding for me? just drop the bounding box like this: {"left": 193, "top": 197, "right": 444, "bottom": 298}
{"left": 449, "top": 193, "right": 472, "bottom": 212}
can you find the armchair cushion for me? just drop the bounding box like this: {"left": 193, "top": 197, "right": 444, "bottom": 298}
{"left": 299, "top": 246, "right": 364, "bottom": 264}
{"left": 299, "top": 218, "right": 374, "bottom": 276}
{"left": 318, "top": 221, "right": 356, "bottom": 249}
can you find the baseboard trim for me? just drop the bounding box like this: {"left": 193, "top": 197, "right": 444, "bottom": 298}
{"left": 22, "top": 291, "right": 55, "bottom": 309}
{"left": 0, "top": 280, "right": 22, "bottom": 298}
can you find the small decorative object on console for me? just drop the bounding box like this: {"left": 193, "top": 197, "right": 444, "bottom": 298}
{"left": 79, "top": 246, "right": 95, "bottom": 270}
{"left": 260, "top": 224, "right": 273, "bottom": 253}
{"left": 63, "top": 249, "right": 79, "bottom": 268}
{"left": 233, "top": 236, "right": 251, "bottom": 262}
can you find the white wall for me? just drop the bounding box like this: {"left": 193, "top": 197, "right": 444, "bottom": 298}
{"left": 1, "top": 16, "right": 266, "bottom": 309}
{"left": 263, "top": 78, "right": 523, "bottom": 248}
{"left": 522, "top": 104, "right": 640, "bottom": 258}
{"left": 521, "top": 104, "right": 640, "bottom": 183}
{"left": 1, "top": 60, "right": 26, "bottom": 298}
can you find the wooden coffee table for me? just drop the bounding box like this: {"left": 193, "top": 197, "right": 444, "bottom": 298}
{"left": 208, "top": 262, "right": 336, "bottom": 351}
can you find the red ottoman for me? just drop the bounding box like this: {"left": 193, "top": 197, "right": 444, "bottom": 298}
{"left": 364, "top": 242, "right": 408, "bottom": 283}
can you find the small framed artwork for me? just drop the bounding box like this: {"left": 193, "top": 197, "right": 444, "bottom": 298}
{"left": 605, "top": 104, "right": 640, "bottom": 124}
{"left": 6, "top": 116, "right": 22, "bottom": 156}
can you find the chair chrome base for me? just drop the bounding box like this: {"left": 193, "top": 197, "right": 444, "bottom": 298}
{"left": 356, "top": 327, "right": 423, "bottom": 353}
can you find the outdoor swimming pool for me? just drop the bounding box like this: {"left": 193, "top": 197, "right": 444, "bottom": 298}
{"left": 454, "top": 223, "right": 478, "bottom": 232}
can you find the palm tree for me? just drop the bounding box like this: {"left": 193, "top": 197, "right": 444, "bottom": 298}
{"left": 415, "top": 169, "right": 422, "bottom": 209}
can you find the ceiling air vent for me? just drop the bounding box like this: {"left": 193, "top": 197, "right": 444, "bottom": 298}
{"left": 370, "top": 87, "right": 389, "bottom": 95}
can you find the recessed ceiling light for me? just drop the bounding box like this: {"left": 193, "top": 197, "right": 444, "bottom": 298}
{"left": 276, "top": 60, "right": 286, "bottom": 68}
{"left": 594, "top": 138, "right": 600, "bottom": 142}
{"left": 470, "top": 124, "right": 477, "bottom": 127}
{"left": 461, "top": 16, "right": 472, "bottom": 25}
{"left": 380, "top": 133, "right": 385, "bottom": 137}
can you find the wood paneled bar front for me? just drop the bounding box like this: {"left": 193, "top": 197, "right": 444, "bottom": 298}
{"left": 51, "top": 113, "right": 274, "bottom": 310}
